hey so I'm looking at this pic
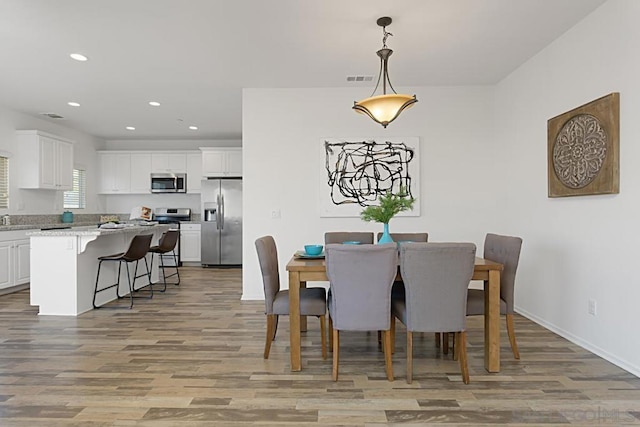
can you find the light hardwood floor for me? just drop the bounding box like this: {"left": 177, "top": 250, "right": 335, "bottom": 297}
{"left": 1, "top": 267, "right": 639, "bottom": 426}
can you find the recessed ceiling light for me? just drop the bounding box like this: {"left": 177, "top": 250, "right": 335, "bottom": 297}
{"left": 70, "top": 53, "right": 88, "bottom": 61}
{"left": 125, "top": 126, "right": 136, "bottom": 131}
{"left": 148, "top": 101, "right": 161, "bottom": 107}
{"left": 189, "top": 126, "right": 198, "bottom": 130}
{"left": 67, "top": 102, "right": 80, "bottom": 107}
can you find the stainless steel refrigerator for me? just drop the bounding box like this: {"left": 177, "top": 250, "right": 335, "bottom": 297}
{"left": 201, "top": 178, "right": 242, "bottom": 266}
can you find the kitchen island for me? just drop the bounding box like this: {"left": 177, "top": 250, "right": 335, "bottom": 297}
{"left": 28, "top": 224, "right": 170, "bottom": 315}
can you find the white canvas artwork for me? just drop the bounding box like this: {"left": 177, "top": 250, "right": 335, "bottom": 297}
{"left": 319, "top": 137, "right": 420, "bottom": 217}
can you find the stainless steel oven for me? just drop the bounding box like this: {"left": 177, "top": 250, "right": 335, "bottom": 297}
{"left": 151, "top": 173, "right": 187, "bottom": 193}
{"left": 153, "top": 208, "right": 191, "bottom": 266}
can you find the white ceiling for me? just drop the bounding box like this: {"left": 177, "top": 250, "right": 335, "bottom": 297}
{"left": 0, "top": 0, "right": 606, "bottom": 141}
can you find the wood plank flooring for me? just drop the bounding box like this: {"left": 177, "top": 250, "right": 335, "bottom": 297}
{"left": 1, "top": 267, "right": 639, "bottom": 426}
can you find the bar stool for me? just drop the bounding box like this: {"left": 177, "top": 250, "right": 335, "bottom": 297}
{"left": 93, "top": 234, "right": 154, "bottom": 309}
{"left": 149, "top": 229, "right": 180, "bottom": 292}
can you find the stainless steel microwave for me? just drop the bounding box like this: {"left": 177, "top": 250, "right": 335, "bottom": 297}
{"left": 151, "top": 173, "right": 187, "bottom": 193}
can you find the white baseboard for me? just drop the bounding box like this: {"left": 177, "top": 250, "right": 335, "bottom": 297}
{"left": 515, "top": 305, "right": 640, "bottom": 378}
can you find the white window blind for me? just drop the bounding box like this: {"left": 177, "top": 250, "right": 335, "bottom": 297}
{"left": 63, "top": 169, "right": 86, "bottom": 209}
{"left": 0, "top": 156, "right": 8, "bottom": 209}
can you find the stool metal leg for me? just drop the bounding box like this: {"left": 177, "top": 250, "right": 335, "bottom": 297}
{"left": 149, "top": 250, "right": 179, "bottom": 291}
{"left": 125, "top": 260, "right": 134, "bottom": 309}
{"left": 93, "top": 260, "right": 104, "bottom": 309}
{"left": 131, "top": 257, "right": 154, "bottom": 297}
{"left": 159, "top": 252, "right": 167, "bottom": 292}
{"left": 170, "top": 249, "right": 180, "bottom": 286}
{"left": 93, "top": 259, "right": 126, "bottom": 309}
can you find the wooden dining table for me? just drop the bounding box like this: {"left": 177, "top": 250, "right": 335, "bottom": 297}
{"left": 285, "top": 255, "right": 504, "bottom": 373}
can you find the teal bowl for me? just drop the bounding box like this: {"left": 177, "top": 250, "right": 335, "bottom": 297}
{"left": 304, "top": 244, "right": 323, "bottom": 256}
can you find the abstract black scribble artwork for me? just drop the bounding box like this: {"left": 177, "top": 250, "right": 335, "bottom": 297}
{"left": 324, "top": 140, "right": 415, "bottom": 207}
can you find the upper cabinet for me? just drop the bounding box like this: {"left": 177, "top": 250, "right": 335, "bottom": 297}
{"left": 151, "top": 153, "right": 187, "bottom": 173}
{"left": 201, "top": 147, "right": 242, "bottom": 177}
{"left": 130, "top": 153, "right": 152, "bottom": 193}
{"left": 98, "top": 150, "right": 203, "bottom": 194}
{"left": 16, "top": 130, "right": 74, "bottom": 190}
{"left": 99, "top": 152, "right": 131, "bottom": 194}
{"left": 186, "top": 153, "right": 202, "bottom": 193}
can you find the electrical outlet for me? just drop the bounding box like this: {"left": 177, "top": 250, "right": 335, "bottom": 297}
{"left": 270, "top": 210, "right": 281, "bottom": 219}
{"left": 588, "top": 299, "right": 597, "bottom": 316}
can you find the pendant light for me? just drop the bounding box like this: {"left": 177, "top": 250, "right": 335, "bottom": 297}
{"left": 353, "top": 17, "right": 417, "bottom": 128}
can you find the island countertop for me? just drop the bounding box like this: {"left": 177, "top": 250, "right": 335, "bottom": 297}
{"left": 26, "top": 224, "right": 165, "bottom": 236}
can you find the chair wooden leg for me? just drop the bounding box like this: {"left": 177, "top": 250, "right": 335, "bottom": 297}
{"left": 320, "top": 315, "right": 327, "bottom": 360}
{"left": 452, "top": 331, "right": 458, "bottom": 361}
{"left": 332, "top": 329, "right": 339, "bottom": 381}
{"left": 390, "top": 315, "right": 396, "bottom": 354}
{"left": 264, "top": 314, "right": 277, "bottom": 359}
{"left": 456, "top": 331, "right": 470, "bottom": 384}
{"left": 435, "top": 332, "right": 441, "bottom": 348}
{"left": 506, "top": 313, "right": 520, "bottom": 359}
{"left": 328, "top": 316, "right": 334, "bottom": 352}
{"left": 406, "top": 331, "right": 413, "bottom": 384}
{"left": 383, "top": 330, "right": 394, "bottom": 381}
{"left": 451, "top": 331, "right": 456, "bottom": 356}
{"left": 442, "top": 332, "right": 449, "bottom": 355}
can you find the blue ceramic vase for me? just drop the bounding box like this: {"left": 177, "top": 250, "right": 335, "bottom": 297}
{"left": 378, "top": 223, "right": 393, "bottom": 244}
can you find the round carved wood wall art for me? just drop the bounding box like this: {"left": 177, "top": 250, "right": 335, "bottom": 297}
{"left": 552, "top": 114, "right": 607, "bottom": 189}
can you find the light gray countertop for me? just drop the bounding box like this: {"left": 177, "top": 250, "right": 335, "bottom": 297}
{"left": 27, "top": 224, "right": 170, "bottom": 236}
{"left": 1, "top": 220, "right": 199, "bottom": 232}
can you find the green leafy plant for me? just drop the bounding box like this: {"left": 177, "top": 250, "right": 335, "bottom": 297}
{"left": 360, "top": 188, "right": 416, "bottom": 224}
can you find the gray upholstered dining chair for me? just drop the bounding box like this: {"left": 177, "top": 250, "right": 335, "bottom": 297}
{"left": 466, "top": 233, "right": 523, "bottom": 359}
{"left": 324, "top": 232, "right": 374, "bottom": 245}
{"left": 379, "top": 232, "right": 429, "bottom": 297}
{"left": 393, "top": 242, "right": 476, "bottom": 384}
{"left": 255, "top": 236, "right": 327, "bottom": 360}
{"left": 325, "top": 243, "right": 398, "bottom": 381}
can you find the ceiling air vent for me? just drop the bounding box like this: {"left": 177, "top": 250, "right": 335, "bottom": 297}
{"left": 346, "top": 75, "right": 374, "bottom": 83}
{"left": 40, "top": 112, "right": 65, "bottom": 119}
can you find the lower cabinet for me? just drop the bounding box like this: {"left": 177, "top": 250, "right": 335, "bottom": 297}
{"left": 0, "top": 242, "right": 12, "bottom": 288}
{"left": 180, "top": 224, "right": 201, "bottom": 262}
{"left": 0, "top": 233, "right": 30, "bottom": 290}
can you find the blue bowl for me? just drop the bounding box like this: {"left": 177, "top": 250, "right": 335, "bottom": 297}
{"left": 304, "top": 244, "right": 323, "bottom": 256}
{"left": 342, "top": 241, "right": 361, "bottom": 245}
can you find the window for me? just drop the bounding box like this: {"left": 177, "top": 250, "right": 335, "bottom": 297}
{"left": 0, "top": 156, "right": 8, "bottom": 209}
{"left": 63, "top": 168, "right": 86, "bottom": 209}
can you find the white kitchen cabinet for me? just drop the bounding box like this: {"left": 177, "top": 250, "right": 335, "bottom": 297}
{"left": 130, "top": 153, "right": 152, "bottom": 193}
{"left": 186, "top": 153, "right": 202, "bottom": 193}
{"left": 14, "top": 240, "right": 30, "bottom": 285}
{"left": 16, "top": 130, "right": 74, "bottom": 190}
{"left": 99, "top": 152, "right": 131, "bottom": 194}
{"left": 201, "top": 148, "right": 242, "bottom": 177}
{"left": 0, "top": 242, "right": 11, "bottom": 289}
{"left": 98, "top": 150, "right": 204, "bottom": 194}
{"left": 0, "top": 231, "right": 30, "bottom": 290}
{"left": 151, "top": 153, "right": 187, "bottom": 173}
{"left": 180, "top": 224, "right": 201, "bottom": 262}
